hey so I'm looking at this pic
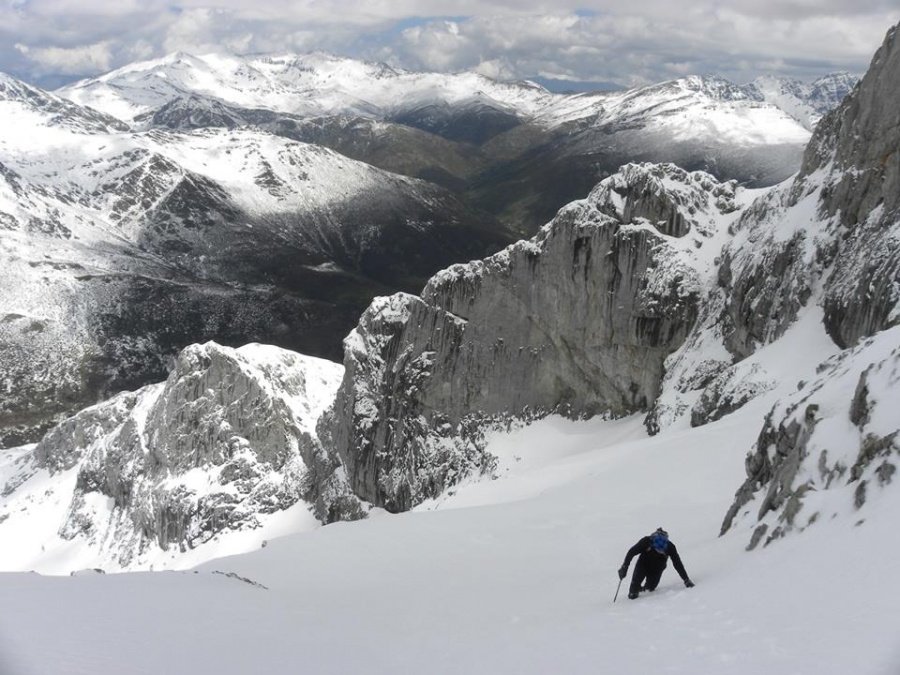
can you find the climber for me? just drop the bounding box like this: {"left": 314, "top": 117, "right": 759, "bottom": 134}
{"left": 618, "top": 528, "right": 695, "bottom": 599}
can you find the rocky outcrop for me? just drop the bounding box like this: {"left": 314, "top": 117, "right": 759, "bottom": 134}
{"left": 715, "top": 178, "right": 833, "bottom": 361}
{"left": 798, "top": 27, "right": 899, "bottom": 229}
{"left": 4, "top": 342, "right": 359, "bottom": 567}
{"left": 689, "top": 363, "right": 776, "bottom": 428}
{"left": 324, "top": 163, "right": 741, "bottom": 511}
{"left": 802, "top": 26, "right": 900, "bottom": 348}
{"left": 719, "top": 24, "right": 900, "bottom": 358}
{"left": 647, "top": 23, "right": 900, "bottom": 433}
{"left": 721, "top": 326, "right": 900, "bottom": 549}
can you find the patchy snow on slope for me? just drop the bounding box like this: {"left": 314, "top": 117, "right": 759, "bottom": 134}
{"left": 750, "top": 73, "right": 859, "bottom": 131}
{"left": 0, "top": 342, "right": 346, "bottom": 574}
{"left": 722, "top": 324, "right": 900, "bottom": 549}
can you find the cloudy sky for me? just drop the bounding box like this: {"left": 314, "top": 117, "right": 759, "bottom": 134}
{"left": 2, "top": 1, "right": 897, "bottom": 89}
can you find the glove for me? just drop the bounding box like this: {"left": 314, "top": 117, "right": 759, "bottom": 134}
{"left": 684, "top": 579, "right": 695, "bottom": 588}
{"left": 618, "top": 566, "right": 627, "bottom": 580}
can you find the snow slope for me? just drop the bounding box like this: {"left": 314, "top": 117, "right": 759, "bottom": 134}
{"left": 1, "top": 397, "right": 898, "bottom": 674}
{"left": 1, "top": 306, "right": 898, "bottom": 674}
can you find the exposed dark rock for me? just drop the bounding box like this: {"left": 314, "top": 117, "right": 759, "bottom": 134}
{"left": 747, "top": 524, "right": 768, "bottom": 551}
{"left": 875, "top": 461, "right": 896, "bottom": 486}
{"left": 690, "top": 363, "right": 776, "bottom": 427}
{"left": 849, "top": 368, "right": 872, "bottom": 427}
{"left": 721, "top": 327, "right": 900, "bottom": 546}
{"left": 854, "top": 480, "right": 868, "bottom": 509}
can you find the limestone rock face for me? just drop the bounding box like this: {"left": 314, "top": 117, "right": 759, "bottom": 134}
{"left": 720, "top": 23, "right": 900, "bottom": 358}
{"left": 803, "top": 26, "right": 900, "bottom": 348}
{"left": 325, "top": 163, "right": 741, "bottom": 510}
{"left": 6, "top": 342, "right": 357, "bottom": 567}
{"left": 798, "top": 26, "right": 900, "bottom": 229}
{"left": 647, "top": 23, "right": 900, "bottom": 434}
{"left": 716, "top": 185, "right": 822, "bottom": 360}
{"left": 720, "top": 326, "right": 900, "bottom": 549}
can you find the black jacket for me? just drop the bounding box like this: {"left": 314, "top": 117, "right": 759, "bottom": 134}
{"left": 622, "top": 536, "right": 689, "bottom": 581}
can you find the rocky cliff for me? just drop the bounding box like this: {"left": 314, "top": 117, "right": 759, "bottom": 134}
{"left": 714, "top": 25, "right": 900, "bottom": 546}
{"left": 322, "top": 163, "right": 743, "bottom": 511}
{"left": 720, "top": 326, "right": 900, "bottom": 549}
{"left": 648, "top": 23, "right": 900, "bottom": 433}
{"left": 722, "top": 24, "right": 899, "bottom": 356}
{"left": 0, "top": 342, "right": 359, "bottom": 569}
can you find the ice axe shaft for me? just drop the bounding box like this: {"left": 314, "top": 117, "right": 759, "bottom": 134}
{"left": 613, "top": 577, "right": 623, "bottom": 603}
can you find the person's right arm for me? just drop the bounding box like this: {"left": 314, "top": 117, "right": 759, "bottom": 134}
{"left": 618, "top": 537, "right": 648, "bottom": 578}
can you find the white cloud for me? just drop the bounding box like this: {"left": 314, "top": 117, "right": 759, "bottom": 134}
{"left": 1, "top": 2, "right": 897, "bottom": 86}
{"left": 382, "top": 10, "right": 897, "bottom": 85}
{"left": 14, "top": 40, "right": 113, "bottom": 75}
{"left": 472, "top": 58, "right": 517, "bottom": 80}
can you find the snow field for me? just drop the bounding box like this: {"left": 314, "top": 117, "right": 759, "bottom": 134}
{"left": 1, "top": 395, "right": 897, "bottom": 675}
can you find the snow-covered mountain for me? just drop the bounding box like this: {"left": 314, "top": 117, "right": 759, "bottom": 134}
{"left": 1, "top": 20, "right": 896, "bottom": 575}
{"left": 0, "top": 52, "right": 857, "bottom": 448}
{"left": 0, "top": 71, "right": 507, "bottom": 447}
{"left": 749, "top": 72, "right": 859, "bottom": 130}
{"left": 0, "top": 21, "right": 897, "bottom": 675}
{"left": 59, "top": 52, "right": 553, "bottom": 125}
{"left": 57, "top": 52, "right": 848, "bottom": 140}
{"left": 474, "top": 74, "right": 816, "bottom": 232}
{"left": 58, "top": 54, "right": 842, "bottom": 234}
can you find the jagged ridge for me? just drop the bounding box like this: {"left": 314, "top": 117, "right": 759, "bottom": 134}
{"left": 322, "top": 163, "right": 743, "bottom": 511}
{"left": 0, "top": 343, "right": 359, "bottom": 569}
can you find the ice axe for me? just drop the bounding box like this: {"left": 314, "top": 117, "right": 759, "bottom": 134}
{"left": 613, "top": 577, "right": 623, "bottom": 603}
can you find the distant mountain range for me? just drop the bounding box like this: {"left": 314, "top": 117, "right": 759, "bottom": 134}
{"left": 0, "top": 54, "right": 857, "bottom": 447}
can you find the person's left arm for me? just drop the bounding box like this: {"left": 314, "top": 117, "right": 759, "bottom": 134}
{"left": 668, "top": 543, "right": 694, "bottom": 587}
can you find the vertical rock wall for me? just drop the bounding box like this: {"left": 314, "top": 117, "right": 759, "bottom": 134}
{"left": 325, "top": 164, "right": 740, "bottom": 510}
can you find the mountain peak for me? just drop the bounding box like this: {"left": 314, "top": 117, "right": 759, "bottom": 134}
{"left": 0, "top": 71, "right": 128, "bottom": 133}
{"left": 0, "top": 71, "right": 43, "bottom": 102}
{"left": 632, "top": 74, "right": 757, "bottom": 103}
{"left": 798, "top": 20, "right": 900, "bottom": 224}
